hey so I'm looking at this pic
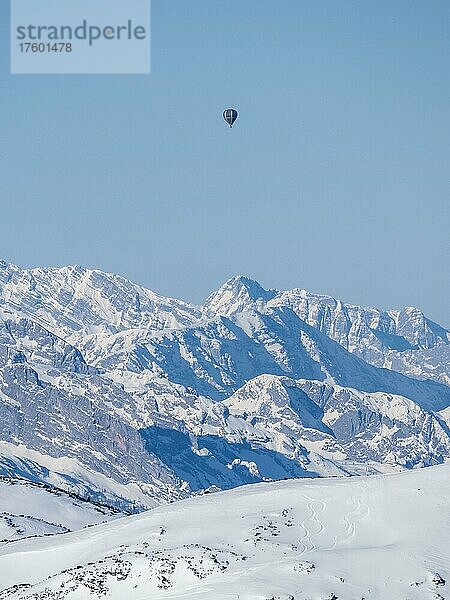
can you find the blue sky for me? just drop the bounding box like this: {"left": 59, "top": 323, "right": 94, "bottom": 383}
{"left": 0, "top": 0, "right": 449, "bottom": 325}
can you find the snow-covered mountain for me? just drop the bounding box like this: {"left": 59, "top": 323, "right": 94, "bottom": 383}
{"left": 0, "top": 261, "right": 202, "bottom": 342}
{"left": 0, "top": 261, "right": 449, "bottom": 508}
{"left": 207, "top": 275, "right": 450, "bottom": 385}
{"left": 0, "top": 463, "right": 448, "bottom": 599}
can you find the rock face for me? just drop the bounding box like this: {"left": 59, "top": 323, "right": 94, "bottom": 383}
{"left": 0, "top": 261, "right": 449, "bottom": 508}
{"left": 0, "top": 316, "right": 187, "bottom": 512}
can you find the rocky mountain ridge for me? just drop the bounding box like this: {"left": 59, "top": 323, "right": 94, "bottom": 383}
{"left": 0, "top": 261, "right": 449, "bottom": 508}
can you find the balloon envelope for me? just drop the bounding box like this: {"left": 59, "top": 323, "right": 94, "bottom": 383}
{"left": 223, "top": 108, "right": 238, "bottom": 128}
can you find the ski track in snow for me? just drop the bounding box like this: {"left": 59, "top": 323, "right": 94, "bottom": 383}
{"left": 297, "top": 492, "right": 370, "bottom": 555}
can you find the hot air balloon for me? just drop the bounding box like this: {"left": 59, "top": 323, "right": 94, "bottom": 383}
{"left": 223, "top": 108, "right": 238, "bottom": 128}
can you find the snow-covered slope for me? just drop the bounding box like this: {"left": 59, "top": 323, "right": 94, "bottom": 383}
{"left": 0, "top": 261, "right": 449, "bottom": 508}
{"left": 0, "top": 476, "right": 119, "bottom": 545}
{"left": 0, "top": 463, "right": 448, "bottom": 599}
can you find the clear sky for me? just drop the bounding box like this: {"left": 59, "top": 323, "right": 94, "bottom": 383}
{"left": 1, "top": 1, "right": 449, "bottom": 325}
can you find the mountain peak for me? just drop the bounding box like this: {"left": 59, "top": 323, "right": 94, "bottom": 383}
{"left": 204, "top": 275, "right": 277, "bottom": 317}
{"left": 0, "top": 260, "right": 18, "bottom": 271}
